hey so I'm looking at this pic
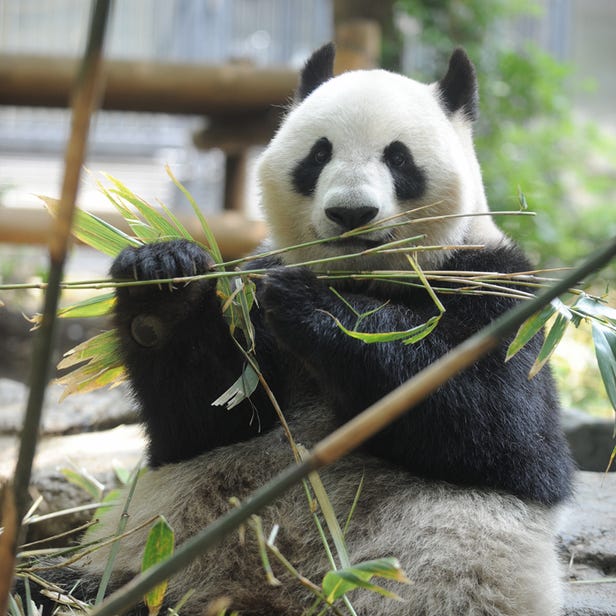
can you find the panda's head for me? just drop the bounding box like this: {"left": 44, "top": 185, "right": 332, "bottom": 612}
{"left": 257, "top": 44, "right": 505, "bottom": 270}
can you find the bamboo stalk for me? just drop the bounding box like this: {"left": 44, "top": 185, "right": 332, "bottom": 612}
{"left": 0, "top": 2, "right": 111, "bottom": 613}
{"left": 89, "top": 235, "right": 616, "bottom": 616}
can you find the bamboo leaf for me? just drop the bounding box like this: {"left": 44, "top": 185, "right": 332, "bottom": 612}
{"left": 113, "top": 465, "right": 131, "bottom": 486}
{"left": 322, "top": 558, "right": 409, "bottom": 604}
{"left": 56, "top": 293, "right": 115, "bottom": 319}
{"left": 60, "top": 467, "right": 105, "bottom": 501}
{"left": 575, "top": 295, "right": 616, "bottom": 325}
{"left": 57, "top": 330, "right": 121, "bottom": 369}
{"left": 40, "top": 195, "right": 141, "bottom": 256}
{"left": 156, "top": 199, "right": 193, "bottom": 241}
{"left": 592, "top": 322, "right": 616, "bottom": 413}
{"left": 220, "top": 276, "right": 256, "bottom": 347}
{"left": 606, "top": 445, "right": 616, "bottom": 473}
{"left": 328, "top": 312, "right": 441, "bottom": 345}
{"left": 103, "top": 174, "right": 181, "bottom": 241}
{"left": 165, "top": 164, "right": 223, "bottom": 264}
{"left": 57, "top": 364, "right": 125, "bottom": 401}
{"left": 528, "top": 310, "right": 572, "bottom": 378}
{"left": 506, "top": 301, "right": 558, "bottom": 361}
{"left": 401, "top": 315, "right": 442, "bottom": 345}
{"left": 297, "top": 446, "right": 350, "bottom": 570}
{"left": 56, "top": 330, "right": 124, "bottom": 399}
{"left": 142, "top": 517, "right": 175, "bottom": 616}
{"left": 211, "top": 363, "right": 259, "bottom": 409}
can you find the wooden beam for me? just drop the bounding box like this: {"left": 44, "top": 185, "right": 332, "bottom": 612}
{"left": 0, "top": 55, "right": 297, "bottom": 115}
{"left": 0, "top": 208, "right": 267, "bottom": 259}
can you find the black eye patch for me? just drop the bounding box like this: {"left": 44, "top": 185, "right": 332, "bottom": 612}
{"left": 291, "top": 137, "right": 333, "bottom": 197}
{"left": 382, "top": 141, "right": 426, "bottom": 201}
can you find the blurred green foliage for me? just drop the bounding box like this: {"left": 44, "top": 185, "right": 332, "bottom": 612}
{"left": 395, "top": 0, "right": 616, "bottom": 275}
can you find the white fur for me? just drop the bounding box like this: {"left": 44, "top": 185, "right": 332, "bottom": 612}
{"left": 81, "top": 409, "right": 562, "bottom": 615}
{"left": 258, "top": 69, "right": 505, "bottom": 271}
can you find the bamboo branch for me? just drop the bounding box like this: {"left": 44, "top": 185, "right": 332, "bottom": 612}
{"left": 89, "top": 235, "right": 616, "bottom": 616}
{"left": 0, "top": 1, "right": 111, "bottom": 612}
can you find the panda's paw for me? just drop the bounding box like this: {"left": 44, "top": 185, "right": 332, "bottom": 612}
{"left": 111, "top": 239, "right": 215, "bottom": 288}
{"left": 111, "top": 240, "right": 217, "bottom": 348}
{"left": 258, "top": 267, "right": 327, "bottom": 337}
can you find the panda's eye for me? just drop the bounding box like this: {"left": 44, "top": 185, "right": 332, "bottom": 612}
{"left": 383, "top": 142, "right": 409, "bottom": 169}
{"left": 310, "top": 137, "right": 332, "bottom": 166}
{"left": 382, "top": 140, "right": 426, "bottom": 201}
{"left": 314, "top": 148, "right": 329, "bottom": 164}
{"left": 389, "top": 152, "right": 406, "bottom": 168}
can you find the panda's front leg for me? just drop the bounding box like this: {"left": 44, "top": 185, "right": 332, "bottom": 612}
{"left": 110, "top": 239, "right": 276, "bottom": 466}
{"left": 256, "top": 266, "right": 426, "bottom": 418}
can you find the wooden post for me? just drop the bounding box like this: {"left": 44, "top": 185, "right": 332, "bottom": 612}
{"left": 334, "top": 19, "right": 382, "bottom": 73}
{"left": 223, "top": 152, "right": 248, "bottom": 212}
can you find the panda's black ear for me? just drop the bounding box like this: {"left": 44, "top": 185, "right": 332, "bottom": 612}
{"left": 296, "top": 43, "right": 335, "bottom": 102}
{"left": 437, "top": 48, "right": 479, "bottom": 121}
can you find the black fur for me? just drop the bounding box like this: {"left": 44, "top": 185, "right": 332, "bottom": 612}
{"left": 109, "top": 240, "right": 279, "bottom": 466}
{"left": 295, "top": 42, "right": 335, "bottom": 102}
{"left": 110, "top": 239, "right": 572, "bottom": 505}
{"left": 291, "top": 137, "right": 333, "bottom": 197}
{"left": 438, "top": 48, "right": 479, "bottom": 121}
{"left": 382, "top": 141, "right": 427, "bottom": 201}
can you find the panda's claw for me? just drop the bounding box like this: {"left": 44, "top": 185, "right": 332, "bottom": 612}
{"left": 110, "top": 239, "right": 215, "bottom": 289}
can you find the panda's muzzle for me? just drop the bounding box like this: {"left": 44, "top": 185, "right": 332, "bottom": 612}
{"left": 325, "top": 204, "right": 378, "bottom": 231}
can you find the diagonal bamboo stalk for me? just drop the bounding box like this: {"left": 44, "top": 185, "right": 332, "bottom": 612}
{"left": 0, "top": 2, "right": 111, "bottom": 613}
{"left": 89, "top": 235, "right": 616, "bottom": 616}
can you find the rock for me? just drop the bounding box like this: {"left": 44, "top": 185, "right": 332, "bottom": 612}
{"left": 562, "top": 407, "right": 615, "bottom": 472}
{"left": 560, "top": 471, "right": 616, "bottom": 615}
{"left": 0, "top": 378, "right": 138, "bottom": 436}
{"left": 0, "top": 307, "right": 109, "bottom": 383}
{"left": 0, "top": 425, "right": 145, "bottom": 544}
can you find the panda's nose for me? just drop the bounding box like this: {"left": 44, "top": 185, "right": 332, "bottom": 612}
{"left": 325, "top": 205, "right": 379, "bottom": 230}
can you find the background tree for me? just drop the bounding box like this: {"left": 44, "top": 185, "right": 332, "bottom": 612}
{"left": 393, "top": 0, "right": 616, "bottom": 273}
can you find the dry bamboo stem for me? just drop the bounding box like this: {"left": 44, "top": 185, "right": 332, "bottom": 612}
{"left": 0, "top": 2, "right": 111, "bottom": 613}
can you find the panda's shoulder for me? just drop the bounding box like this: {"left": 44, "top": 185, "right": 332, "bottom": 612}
{"left": 445, "top": 239, "right": 534, "bottom": 274}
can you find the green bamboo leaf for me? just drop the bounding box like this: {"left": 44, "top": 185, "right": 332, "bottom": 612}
{"left": 606, "top": 445, "right": 616, "bottom": 473}
{"left": 127, "top": 220, "right": 166, "bottom": 243}
{"left": 165, "top": 164, "right": 223, "bottom": 264}
{"left": 329, "top": 313, "right": 441, "bottom": 345}
{"left": 236, "top": 277, "right": 256, "bottom": 329}
{"left": 211, "top": 363, "right": 259, "bottom": 409}
{"left": 221, "top": 276, "right": 256, "bottom": 346}
{"left": 297, "top": 446, "right": 351, "bottom": 570}
{"left": 57, "top": 293, "right": 115, "bottom": 319}
{"left": 506, "top": 301, "right": 558, "bottom": 361}
{"left": 142, "top": 517, "right": 175, "bottom": 616}
{"left": 592, "top": 322, "right": 616, "bottom": 413}
{"left": 402, "top": 315, "right": 442, "bottom": 345}
{"left": 89, "top": 489, "right": 122, "bottom": 522}
{"left": 60, "top": 467, "right": 105, "bottom": 501}
{"left": 156, "top": 199, "right": 193, "bottom": 241}
{"left": 528, "top": 310, "right": 572, "bottom": 378}
{"left": 322, "top": 558, "right": 409, "bottom": 603}
{"left": 40, "top": 195, "right": 141, "bottom": 256}
{"left": 95, "top": 176, "right": 135, "bottom": 219}
{"left": 56, "top": 330, "right": 124, "bottom": 399}
{"left": 57, "top": 364, "right": 125, "bottom": 400}
{"left": 104, "top": 174, "right": 181, "bottom": 241}
{"left": 575, "top": 295, "right": 616, "bottom": 324}
{"left": 113, "top": 464, "right": 131, "bottom": 486}
{"left": 57, "top": 330, "right": 121, "bottom": 369}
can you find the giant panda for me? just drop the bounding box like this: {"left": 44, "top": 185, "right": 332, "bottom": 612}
{"left": 23, "top": 44, "right": 573, "bottom": 615}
